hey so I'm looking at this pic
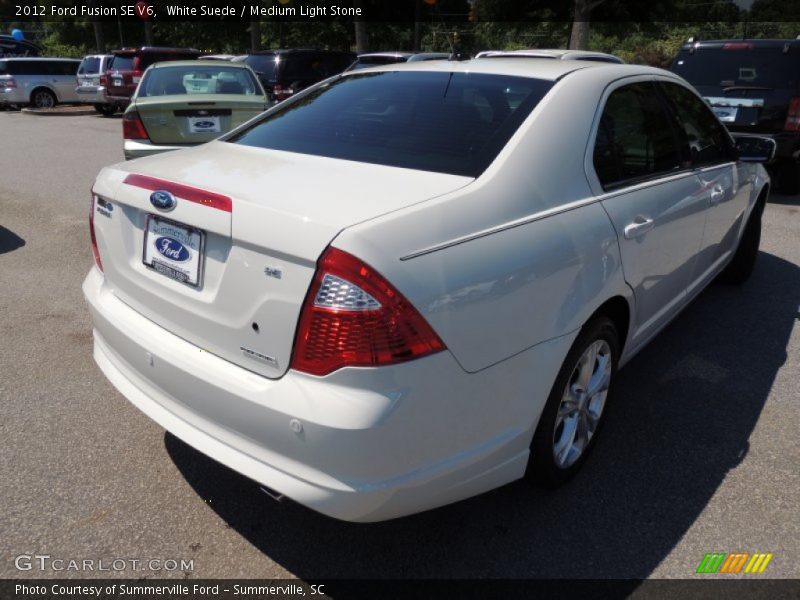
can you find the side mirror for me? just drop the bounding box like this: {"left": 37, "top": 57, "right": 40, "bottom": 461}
{"left": 733, "top": 135, "right": 777, "bottom": 163}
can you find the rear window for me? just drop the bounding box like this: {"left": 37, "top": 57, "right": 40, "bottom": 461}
{"left": 244, "top": 55, "right": 278, "bottom": 81}
{"left": 673, "top": 47, "right": 797, "bottom": 90}
{"left": 139, "top": 65, "right": 260, "bottom": 97}
{"left": 228, "top": 71, "right": 553, "bottom": 177}
{"left": 79, "top": 56, "right": 100, "bottom": 74}
{"left": 111, "top": 55, "right": 134, "bottom": 71}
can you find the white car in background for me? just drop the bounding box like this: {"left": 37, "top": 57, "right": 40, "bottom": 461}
{"left": 84, "top": 59, "right": 773, "bottom": 522}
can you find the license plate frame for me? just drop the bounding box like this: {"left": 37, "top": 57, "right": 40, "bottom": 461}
{"left": 187, "top": 115, "right": 221, "bottom": 134}
{"left": 711, "top": 106, "right": 738, "bottom": 123}
{"left": 142, "top": 215, "right": 205, "bottom": 288}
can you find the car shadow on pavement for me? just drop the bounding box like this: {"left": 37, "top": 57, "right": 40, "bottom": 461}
{"left": 165, "top": 250, "right": 798, "bottom": 580}
{"left": 0, "top": 225, "right": 25, "bottom": 254}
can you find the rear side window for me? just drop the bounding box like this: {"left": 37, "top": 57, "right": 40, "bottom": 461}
{"left": 672, "top": 47, "right": 796, "bottom": 90}
{"left": 593, "top": 82, "right": 682, "bottom": 188}
{"left": 659, "top": 82, "right": 733, "bottom": 166}
{"left": 229, "top": 71, "right": 552, "bottom": 177}
{"left": 51, "top": 61, "right": 78, "bottom": 76}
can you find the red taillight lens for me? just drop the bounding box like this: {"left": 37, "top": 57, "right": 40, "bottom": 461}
{"left": 99, "top": 73, "right": 107, "bottom": 86}
{"left": 273, "top": 84, "right": 294, "bottom": 102}
{"left": 291, "top": 247, "right": 446, "bottom": 376}
{"left": 122, "top": 110, "right": 149, "bottom": 140}
{"left": 89, "top": 193, "right": 103, "bottom": 272}
{"left": 4, "top": 78, "right": 17, "bottom": 89}
{"left": 785, "top": 97, "right": 800, "bottom": 132}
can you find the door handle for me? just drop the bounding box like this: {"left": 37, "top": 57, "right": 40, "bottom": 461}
{"left": 624, "top": 216, "right": 655, "bottom": 239}
{"left": 709, "top": 184, "right": 725, "bottom": 206}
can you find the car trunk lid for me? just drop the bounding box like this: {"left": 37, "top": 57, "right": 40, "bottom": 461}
{"left": 93, "top": 141, "right": 472, "bottom": 378}
{"left": 135, "top": 96, "right": 267, "bottom": 144}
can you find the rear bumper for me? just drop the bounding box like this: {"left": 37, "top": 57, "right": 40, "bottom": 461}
{"left": 83, "top": 267, "right": 568, "bottom": 521}
{"left": 124, "top": 139, "right": 191, "bottom": 160}
{"left": 0, "top": 87, "right": 25, "bottom": 104}
{"left": 106, "top": 94, "right": 131, "bottom": 108}
{"left": 75, "top": 85, "right": 108, "bottom": 105}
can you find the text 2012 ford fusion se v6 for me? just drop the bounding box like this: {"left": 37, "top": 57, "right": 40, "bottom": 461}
{"left": 84, "top": 59, "right": 774, "bottom": 522}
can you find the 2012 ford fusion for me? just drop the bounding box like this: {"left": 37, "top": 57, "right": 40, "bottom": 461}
{"left": 84, "top": 59, "right": 774, "bottom": 522}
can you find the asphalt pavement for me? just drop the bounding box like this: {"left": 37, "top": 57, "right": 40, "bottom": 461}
{"left": 0, "top": 110, "right": 798, "bottom": 581}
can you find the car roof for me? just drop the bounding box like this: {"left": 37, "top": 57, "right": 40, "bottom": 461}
{"left": 113, "top": 47, "right": 201, "bottom": 55}
{"left": 247, "top": 49, "right": 355, "bottom": 56}
{"left": 0, "top": 57, "right": 79, "bottom": 62}
{"left": 476, "top": 49, "right": 623, "bottom": 63}
{"left": 356, "top": 52, "right": 415, "bottom": 59}
{"left": 343, "top": 57, "right": 650, "bottom": 81}
{"left": 149, "top": 60, "right": 248, "bottom": 68}
{"left": 679, "top": 38, "right": 800, "bottom": 51}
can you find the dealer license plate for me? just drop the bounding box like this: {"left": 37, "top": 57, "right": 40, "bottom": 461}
{"left": 142, "top": 215, "right": 204, "bottom": 287}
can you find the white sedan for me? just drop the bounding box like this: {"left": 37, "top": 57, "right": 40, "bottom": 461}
{"left": 84, "top": 59, "right": 773, "bottom": 522}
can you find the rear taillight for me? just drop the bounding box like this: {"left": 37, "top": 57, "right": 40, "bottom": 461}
{"left": 89, "top": 193, "right": 103, "bottom": 272}
{"left": 785, "top": 97, "right": 800, "bottom": 132}
{"left": 4, "top": 78, "right": 17, "bottom": 89}
{"left": 99, "top": 73, "right": 107, "bottom": 86}
{"left": 132, "top": 69, "right": 143, "bottom": 84}
{"left": 273, "top": 84, "right": 294, "bottom": 102}
{"left": 122, "top": 110, "right": 149, "bottom": 140}
{"left": 291, "top": 247, "right": 445, "bottom": 376}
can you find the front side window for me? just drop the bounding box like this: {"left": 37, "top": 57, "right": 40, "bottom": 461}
{"left": 659, "top": 82, "right": 732, "bottom": 167}
{"left": 228, "top": 71, "right": 553, "bottom": 177}
{"left": 593, "top": 81, "right": 682, "bottom": 189}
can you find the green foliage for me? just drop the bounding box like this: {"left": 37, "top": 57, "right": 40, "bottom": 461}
{"left": 38, "top": 30, "right": 90, "bottom": 58}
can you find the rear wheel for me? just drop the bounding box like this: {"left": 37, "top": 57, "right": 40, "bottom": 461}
{"left": 717, "top": 197, "right": 764, "bottom": 285}
{"left": 30, "top": 88, "right": 56, "bottom": 109}
{"left": 775, "top": 161, "right": 800, "bottom": 195}
{"left": 527, "top": 317, "right": 620, "bottom": 487}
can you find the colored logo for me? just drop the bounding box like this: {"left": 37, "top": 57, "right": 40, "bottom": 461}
{"left": 150, "top": 190, "right": 176, "bottom": 211}
{"left": 192, "top": 120, "right": 216, "bottom": 130}
{"left": 696, "top": 552, "right": 773, "bottom": 574}
{"left": 155, "top": 237, "right": 190, "bottom": 262}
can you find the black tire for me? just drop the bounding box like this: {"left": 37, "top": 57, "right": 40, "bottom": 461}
{"left": 717, "top": 198, "right": 764, "bottom": 285}
{"left": 527, "top": 317, "right": 620, "bottom": 488}
{"left": 30, "top": 88, "right": 57, "bottom": 109}
{"left": 776, "top": 162, "right": 800, "bottom": 195}
{"left": 94, "top": 104, "right": 116, "bottom": 116}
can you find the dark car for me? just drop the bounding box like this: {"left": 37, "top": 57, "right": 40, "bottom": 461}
{"left": 0, "top": 34, "right": 41, "bottom": 58}
{"left": 671, "top": 38, "right": 800, "bottom": 192}
{"left": 104, "top": 46, "right": 202, "bottom": 110}
{"left": 234, "top": 49, "right": 356, "bottom": 103}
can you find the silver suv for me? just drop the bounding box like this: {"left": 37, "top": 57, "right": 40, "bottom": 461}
{"left": 0, "top": 57, "right": 80, "bottom": 108}
{"left": 76, "top": 54, "right": 114, "bottom": 115}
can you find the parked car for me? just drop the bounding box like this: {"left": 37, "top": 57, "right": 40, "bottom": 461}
{"left": 104, "top": 47, "right": 203, "bottom": 111}
{"left": 234, "top": 49, "right": 355, "bottom": 103}
{"left": 198, "top": 54, "right": 238, "bottom": 61}
{"left": 671, "top": 38, "right": 800, "bottom": 193}
{"left": 75, "top": 54, "right": 114, "bottom": 115}
{"left": 122, "top": 61, "right": 268, "bottom": 160}
{"left": 0, "top": 34, "right": 41, "bottom": 57}
{"left": 346, "top": 51, "right": 451, "bottom": 71}
{"left": 476, "top": 49, "right": 624, "bottom": 63}
{"left": 0, "top": 57, "right": 80, "bottom": 108}
{"left": 85, "top": 59, "right": 773, "bottom": 522}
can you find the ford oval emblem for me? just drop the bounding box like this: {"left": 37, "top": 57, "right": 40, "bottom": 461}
{"left": 150, "top": 190, "right": 176, "bottom": 211}
{"left": 193, "top": 120, "right": 215, "bottom": 130}
{"left": 154, "top": 236, "right": 191, "bottom": 262}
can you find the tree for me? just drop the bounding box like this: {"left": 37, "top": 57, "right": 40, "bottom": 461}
{"left": 569, "top": 0, "right": 607, "bottom": 50}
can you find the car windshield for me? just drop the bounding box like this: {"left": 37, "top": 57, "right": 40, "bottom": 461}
{"left": 228, "top": 71, "right": 553, "bottom": 177}
{"left": 139, "top": 66, "right": 260, "bottom": 97}
{"left": 673, "top": 47, "right": 796, "bottom": 89}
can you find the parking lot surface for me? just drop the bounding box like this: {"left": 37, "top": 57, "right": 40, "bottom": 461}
{"left": 1, "top": 110, "right": 798, "bottom": 580}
